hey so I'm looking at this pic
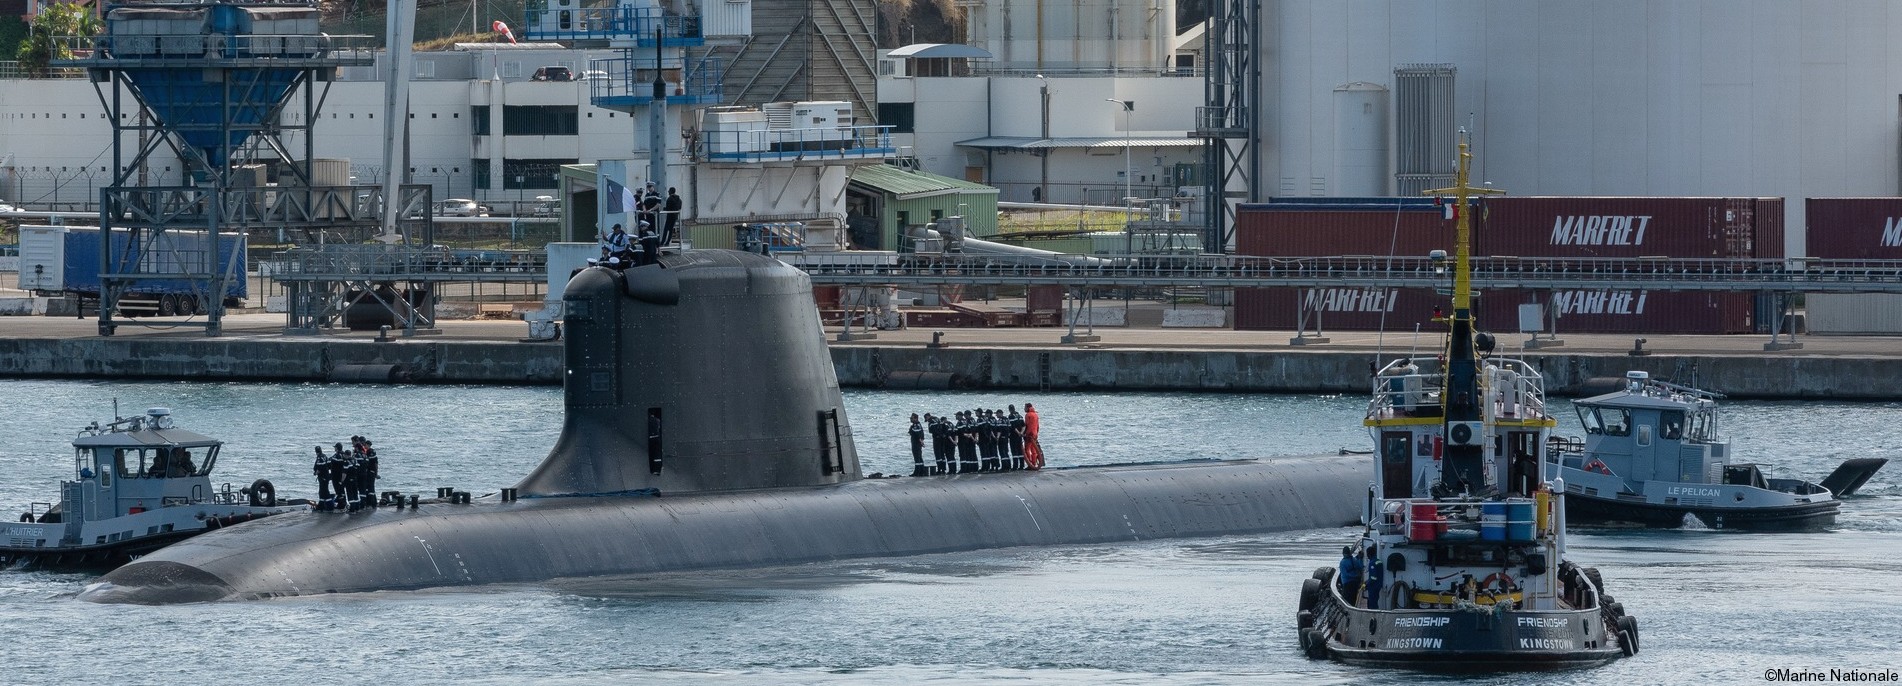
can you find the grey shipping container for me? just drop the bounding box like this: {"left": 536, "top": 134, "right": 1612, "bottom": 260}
{"left": 1476, "top": 197, "right": 1783, "bottom": 259}
{"left": 1804, "top": 198, "right": 1902, "bottom": 259}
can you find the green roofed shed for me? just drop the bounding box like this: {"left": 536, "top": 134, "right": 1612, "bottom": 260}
{"left": 846, "top": 163, "right": 1000, "bottom": 250}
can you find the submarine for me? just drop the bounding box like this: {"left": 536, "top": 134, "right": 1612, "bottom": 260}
{"left": 81, "top": 250, "right": 1365, "bottom": 604}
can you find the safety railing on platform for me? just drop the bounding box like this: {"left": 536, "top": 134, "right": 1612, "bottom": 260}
{"left": 521, "top": 4, "right": 703, "bottom": 44}
{"left": 55, "top": 34, "right": 379, "bottom": 62}
{"left": 698, "top": 125, "right": 897, "bottom": 163}
{"left": 790, "top": 253, "right": 1902, "bottom": 291}
{"left": 269, "top": 247, "right": 547, "bottom": 280}
{"left": 587, "top": 54, "right": 723, "bottom": 107}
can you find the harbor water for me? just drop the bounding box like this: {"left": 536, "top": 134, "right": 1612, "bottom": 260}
{"left": 1, "top": 379, "right": 1897, "bottom": 684}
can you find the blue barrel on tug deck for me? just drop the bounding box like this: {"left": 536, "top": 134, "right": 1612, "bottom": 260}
{"left": 1480, "top": 502, "right": 1507, "bottom": 541}
{"left": 1508, "top": 500, "right": 1536, "bottom": 540}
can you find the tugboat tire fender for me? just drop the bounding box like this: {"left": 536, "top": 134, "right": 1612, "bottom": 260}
{"left": 1618, "top": 615, "right": 1640, "bottom": 654}
{"left": 1302, "top": 629, "right": 1329, "bottom": 660}
{"left": 246, "top": 479, "right": 277, "bottom": 508}
{"left": 1297, "top": 609, "right": 1314, "bottom": 629}
{"left": 1606, "top": 602, "right": 1624, "bottom": 618}
{"left": 1299, "top": 578, "right": 1323, "bottom": 613}
{"left": 1311, "top": 566, "right": 1334, "bottom": 583}
{"left": 18, "top": 512, "right": 32, "bottom": 523}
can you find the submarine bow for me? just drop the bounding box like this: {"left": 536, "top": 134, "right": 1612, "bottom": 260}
{"left": 80, "top": 250, "right": 1364, "bottom": 604}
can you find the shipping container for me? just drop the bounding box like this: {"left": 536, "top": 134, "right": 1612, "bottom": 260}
{"left": 1475, "top": 197, "right": 1783, "bottom": 259}
{"left": 1233, "top": 285, "right": 1752, "bottom": 334}
{"left": 1805, "top": 294, "right": 1902, "bottom": 334}
{"left": 1804, "top": 198, "right": 1902, "bottom": 259}
{"left": 1235, "top": 198, "right": 1452, "bottom": 257}
{"left": 1480, "top": 289, "right": 1755, "bottom": 335}
{"left": 16, "top": 225, "right": 247, "bottom": 315}
{"left": 1233, "top": 286, "right": 1448, "bottom": 331}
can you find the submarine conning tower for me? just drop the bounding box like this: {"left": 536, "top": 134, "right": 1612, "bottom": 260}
{"left": 515, "top": 250, "right": 861, "bottom": 496}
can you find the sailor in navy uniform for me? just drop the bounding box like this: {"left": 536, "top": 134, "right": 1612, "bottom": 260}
{"left": 1008, "top": 407, "right": 1028, "bottom": 470}
{"left": 342, "top": 446, "right": 365, "bottom": 511}
{"left": 978, "top": 409, "right": 1001, "bottom": 471}
{"left": 326, "top": 443, "right": 349, "bottom": 509}
{"left": 957, "top": 412, "right": 981, "bottom": 473}
{"left": 313, "top": 445, "right": 334, "bottom": 510}
{"left": 908, "top": 414, "right": 928, "bottom": 476}
{"left": 359, "top": 439, "right": 379, "bottom": 507}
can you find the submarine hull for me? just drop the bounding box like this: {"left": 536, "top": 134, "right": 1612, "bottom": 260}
{"left": 81, "top": 456, "right": 1361, "bottom": 603}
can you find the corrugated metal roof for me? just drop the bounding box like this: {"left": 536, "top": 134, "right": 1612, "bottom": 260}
{"left": 957, "top": 136, "right": 1206, "bottom": 150}
{"left": 850, "top": 164, "right": 998, "bottom": 199}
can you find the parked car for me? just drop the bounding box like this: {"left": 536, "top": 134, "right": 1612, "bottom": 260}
{"left": 533, "top": 195, "right": 559, "bottom": 217}
{"left": 434, "top": 199, "right": 488, "bottom": 217}
{"left": 532, "top": 66, "right": 574, "bottom": 82}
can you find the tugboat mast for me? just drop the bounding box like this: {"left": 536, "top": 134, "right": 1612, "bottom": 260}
{"left": 1427, "top": 133, "right": 1504, "bottom": 495}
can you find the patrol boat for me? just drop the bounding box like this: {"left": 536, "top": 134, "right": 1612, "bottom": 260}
{"left": 1, "top": 407, "right": 301, "bottom": 570}
{"left": 1296, "top": 136, "right": 1638, "bottom": 670}
{"left": 1549, "top": 372, "right": 1886, "bottom": 531}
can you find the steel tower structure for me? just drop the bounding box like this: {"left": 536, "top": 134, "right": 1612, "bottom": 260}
{"left": 1195, "top": 0, "right": 1259, "bottom": 254}
{"left": 53, "top": 1, "right": 416, "bottom": 336}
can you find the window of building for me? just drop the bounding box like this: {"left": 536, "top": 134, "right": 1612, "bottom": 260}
{"left": 472, "top": 159, "right": 490, "bottom": 189}
{"left": 471, "top": 106, "right": 490, "bottom": 135}
{"left": 876, "top": 102, "right": 914, "bottom": 133}
{"left": 503, "top": 106, "right": 579, "bottom": 136}
{"left": 501, "top": 159, "right": 566, "bottom": 190}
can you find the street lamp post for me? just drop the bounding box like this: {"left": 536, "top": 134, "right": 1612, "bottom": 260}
{"left": 1105, "top": 98, "right": 1132, "bottom": 207}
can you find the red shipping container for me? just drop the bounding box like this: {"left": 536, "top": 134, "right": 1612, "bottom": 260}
{"left": 1234, "top": 286, "right": 1451, "bottom": 332}
{"left": 1476, "top": 197, "right": 1779, "bottom": 259}
{"left": 1026, "top": 284, "right": 1064, "bottom": 313}
{"left": 1804, "top": 198, "right": 1902, "bottom": 259}
{"left": 1235, "top": 202, "right": 1453, "bottom": 257}
{"left": 1479, "top": 289, "right": 1754, "bottom": 335}
{"left": 1755, "top": 197, "right": 1786, "bottom": 259}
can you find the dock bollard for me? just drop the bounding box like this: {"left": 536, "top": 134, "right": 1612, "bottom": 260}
{"left": 407, "top": 494, "right": 419, "bottom": 509}
{"left": 437, "top": 487, "right": 453, "bottom": 499}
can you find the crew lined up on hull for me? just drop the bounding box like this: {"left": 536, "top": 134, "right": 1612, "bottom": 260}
{"left": 907, "top": 404, "right": 1046, "bottom": 476}
{"left": 312, "top": 435, "right": 381, "bottom": 512}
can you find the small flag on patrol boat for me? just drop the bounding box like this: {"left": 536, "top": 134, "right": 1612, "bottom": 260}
{"left": 1439, "top": 198, "right": 1458, "bottom": 221}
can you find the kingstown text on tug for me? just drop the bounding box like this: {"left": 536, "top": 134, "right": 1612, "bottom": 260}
{"left": 1295, "top": 134, "right": 1638, "bottom": 671}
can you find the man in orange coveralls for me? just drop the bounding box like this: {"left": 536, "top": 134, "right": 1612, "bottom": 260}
{"left": 1023, "top": 403, "right": 1045, "bottom": 469}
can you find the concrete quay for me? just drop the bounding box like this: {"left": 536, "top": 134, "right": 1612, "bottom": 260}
{"left": 1, "top": 313, "right": 1900, "bottom": 398}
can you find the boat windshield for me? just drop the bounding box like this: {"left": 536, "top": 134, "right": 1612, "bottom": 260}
{"left": 1576, "top": 406, "right": 1630, "bottom": 436}
{"left": 109, "top": 445, "right": 219, "bottom": 479}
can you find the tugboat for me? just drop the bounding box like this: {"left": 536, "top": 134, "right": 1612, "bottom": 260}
{"left": 1295, "top": 135, "right": 1638, "bottom": 670}
{"left": 1, "top": 407, "right": 302, "bottom": 570}
{"left": 1549, "top": 372, "right": 1887, "bottom": 531}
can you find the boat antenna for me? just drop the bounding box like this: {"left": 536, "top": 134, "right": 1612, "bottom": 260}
{"left": 1423, "top": 129, "right": 1503, "bottom": 493}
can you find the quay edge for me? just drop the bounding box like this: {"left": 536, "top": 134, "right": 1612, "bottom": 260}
{"left": 1, "top": 337, "right": 1901, "bottom": 399}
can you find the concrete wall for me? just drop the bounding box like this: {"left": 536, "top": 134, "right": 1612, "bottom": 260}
{"left": 4, "top": 338, "right": 1900, "bottom": 399}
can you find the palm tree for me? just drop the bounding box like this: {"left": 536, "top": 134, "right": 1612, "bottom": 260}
{"left": 16, "top": 1, "right": 100, "bottom": 79}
